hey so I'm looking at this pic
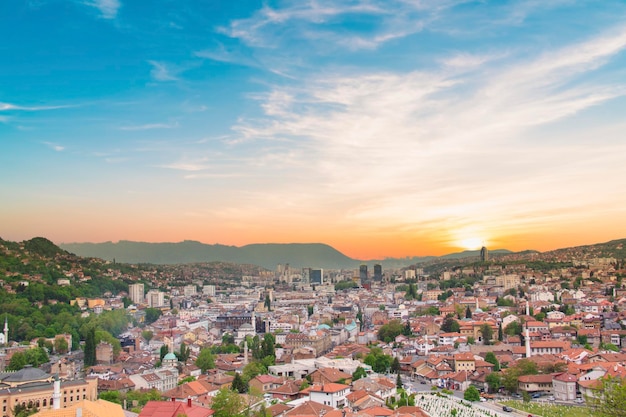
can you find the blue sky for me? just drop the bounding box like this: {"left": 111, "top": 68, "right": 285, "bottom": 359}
{"left": 2, "top": 0, "right": 626, "bottom": 259}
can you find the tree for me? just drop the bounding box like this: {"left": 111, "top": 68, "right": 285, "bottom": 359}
{"left": 498, "top": 323, "right": 503, "bottom": 341}
{"left": 232, "top": 373, "right": 247, "bottom": 393}
{"left": 211, "top": 387, "right": 245, "bottom": 417}
{"left": 307, "top": 306, "right": 314, "bottom": 317}
{"left": 504, "top": 321, "right": 522, "bottom": 336}
{"left": 480, "top": 323, "right": 493, "bottom": 345}
{"left": 99, "top": 390, "right": 122, "bottom": 404}
{"left": 484, "top": 352, "right": 500, "bottom": 371}
{"left": 264, "top": 294, "right": 271, "bottom": 311}
{"left": 364, "top": 347, "right": 392, "bottom": 373}
{"left": 378, "top": 320, "right": 405, "bottom": 343}
{"left": 84, "top": 327, "right": 96, "bottom": 367}
{"left": 160, "top": 344, "right": 169, "bottom": 361}
{"left": 441, "top": 317, "right": 460, "bottom": 333}
{"left": 587, "top": 375, "right": 626, "bottom": 417}
{"left": 465, "top": 306, "right": 472, "bottom": 319}
{"left": 486, "top": 372, "right": 501, "bottom": 393}
{"left": 391, "top": 357, "right": 401, "bottom": 374}
{"left": 144, "top": 308, "right": 162, "bottom": 325}
{"left": 242, "top": 361, "right": 267, "bottom": 383}
{"left": 142, "top": 330, "right": 153, "bottom": 344}
{"left": 464, "top": 385, "right": 480, "bottom": 402}
{"left": 502, "top": 359, "right": 538, "bottom": 393}
{"left": 54, "top": 336, "right": 69, "bottom": 354}
{"left": 396, "top": 373, "right": 403, "bottom": 389}
{"left": 196, "top": 348, "right": 216, "bottom": 373}
{"left": 353, "top": 366, "right": 367, "bottom": 381}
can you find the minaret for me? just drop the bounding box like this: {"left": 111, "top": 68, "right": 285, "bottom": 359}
{"left": 244, "top": 340, "right": 249, "bottom": 365}
{"left": 525, "top": 327, "right": 531, "bottom": 358}
{"left": 3, "top": 315, "right": 8, "bottom": 346}
{"left": 251, "top": 311, "right": 256, "bottom": 333}
{"left": 526, "top": 300, "right": 530, "bottom": 316}
{"left": 475, "top": 297, "right": 479, "bottom": 311}
{"left": 53, "top": 374, "right": 61, "bottom": 410}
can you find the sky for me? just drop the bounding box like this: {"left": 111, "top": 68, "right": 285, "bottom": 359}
{"left": 2, "top": 0, "right": 626, "bottom": 260}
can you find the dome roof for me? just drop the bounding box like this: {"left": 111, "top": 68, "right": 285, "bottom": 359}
{"left": 3, "top": 366, "right": 50, "bottom": 383}
{"left": 163, "top": 352, "right": 177, "bottom": 361}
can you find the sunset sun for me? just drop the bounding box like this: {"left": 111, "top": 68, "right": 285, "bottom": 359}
{"left": 459, "top": 237, "right": 484, "bottom": 250}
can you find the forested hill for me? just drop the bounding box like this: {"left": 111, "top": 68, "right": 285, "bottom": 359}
{"left": 60, "top": 240, "right": 360, "bottom": 269}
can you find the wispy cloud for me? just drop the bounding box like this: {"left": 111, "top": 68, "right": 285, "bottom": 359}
{"left": 217, "top": 23, "right": 626, "bottom": 241}
{"left": 119, "top": 122, "right": 178, "bottom": 131}
{"left": 220, "top": 0, "right": 464, "bottom": 50}
{"left": 42, "top": 142, "right": 65, "bottom": 152}
{"left": 84, "top": 0, "right": 121, "bottom": 19}
{"left": 0, "top": 102, "right": 72, "bottom": 111}
{"left": 148, "top": 61, "right": 179, "bottom": 82}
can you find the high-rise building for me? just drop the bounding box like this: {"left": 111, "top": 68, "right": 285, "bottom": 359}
{"left": 310, "top": 269, "right": 323, "bottom": 285}
{"left": 359, "top": 264, "right": 368, "bottom": 283}
{"left": 203, "top": 285, "right": 216, "bottom": 296}
{"left": 373, "top": 264, "right": 382, "bottom": 281}
{"left": 146, "top": 290, "right": 165, "bottom": 308}
{"left": 129, "top": 283, "right": 144, "bottom": 304}
{"left": 302, "top": 268, "right": 311, "bottom": 285}
{"left": 480, "top": 246, "right": 489, "bottom": 262}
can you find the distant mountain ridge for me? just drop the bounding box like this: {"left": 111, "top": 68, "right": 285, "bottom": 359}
{"left": 60, "top": 240, "right": 359, "bottom": 270}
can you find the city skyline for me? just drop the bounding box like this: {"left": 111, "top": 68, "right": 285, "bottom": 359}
{"left": 2, "top": 1, "right": 626, "bottom": 259}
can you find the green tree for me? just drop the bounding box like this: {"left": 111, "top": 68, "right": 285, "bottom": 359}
{"left": 480, "top": 323, "right": 493, "bottom": 345}
{"left": 587, "top": 375, "right": 626, "bottom": 417}
{"left": 465, "top": 306, "right": 472, "bottom": 319}
{"left": 7, "top": 351, "right": 27, "bottom": 371}
{"left": 504, "top": 321, "right": 522, "bottom": 336}
{"left": 160, "top": 344, "right": 169, "bottom": 361}
{"left": 484, "top": 352, "right": 500, "bottom": 371}
{"left": 396, "top": 373, "right": 403, "bottom": 389}
{"left": 99, "top": 390, "right": 122, "bottom": 404}
{"left": 54, "top": 336, "right": 69, "bottom": 354}
{"left": 378, "top": 320, "right": 405, "bottom": 343}
{"left": 242, "top": 361, "right": 267, "bottom": 383}
{"left": 144, "top": 308, "right": 162, "bottom": 325}
{"left": 232, "top": 373, "right": 247, "bottom": 393}
{"left": 486, "top": 372, "right": 501, "bottom": 393}
{"left": 364, "top": 347, "right": 392, "bottom": 373}
{"left": 196, "top": 348, "right": 216, "bottom": 373}
{"left": 391, "top": 357, "right": 401, "bottom": 374}
{"left": 142, "top": 330, "right": 153, "bottom": 344}
{"left": 464, "top": 385, "right": 480, "bottom": 402}
{"left": 498, "top": 323, "right": 503, "bottom": 341}
{"left": 84, "top": 327, "right": 96, "bottom": 367}
{"left": 264, "top": 294, "right": 271, "bottom": 311}
{"left": 353, "top": 366, "right": 367, "bottom": 381}
{"left": 502, "top": 359, "right": 538, "bottom": 393}
{"left": 441, "top": 317, "right": 460, "bottom": 333}
{"left": 211, "top": 387, "right": 245, "bottom": 417}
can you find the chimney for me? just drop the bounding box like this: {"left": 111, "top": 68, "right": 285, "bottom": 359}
{"left": 187, "top": 396, "right": 192, "bottom": 407}
{"left": 76, "top": 408, "right": 82, "bottom": 417}
{"left": 171, "top": 397, "right": 175, "bottom": 402}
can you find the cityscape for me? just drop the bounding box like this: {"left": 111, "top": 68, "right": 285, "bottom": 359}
{"left": 2, "top": 1, "right": 626, "bottom": 417}
{"left": 0, "top": 236, "right": 626, "bottom": 417}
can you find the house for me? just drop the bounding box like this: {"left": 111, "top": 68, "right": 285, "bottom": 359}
{"left": 307, "top": 383, "right": 350, "bottom": 408}
{"left": 552, "top": 373, "right": 577, "bottom": 401}
{"left": 138, "top": 399, "right": 214, "bottom": 417}
{"left": 309, "top": 367, "right": 352, "bottom": 385}
{"left": 450, "top": 353, "right": 475, "bottom": 372}
{"left": 518, "top": 374, "right": 553, "bottom": 394}
{"left": 284, "top": 400, "right": 333, "bottom": 417}
{"left": 249, "top": 374, "right": 283, "bottom": 394}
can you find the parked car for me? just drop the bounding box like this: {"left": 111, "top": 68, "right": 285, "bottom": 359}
{"left": 548, "top": 396, "right": 555, "bottom": 401}
{"left": 503, "top": 406, "right": 513, "bottom": 412}
{"left": 575, "top": 397, "right": 584, "bottom": 403}
{"left": 532, "top": 393, "right": 541, "bottom": 399}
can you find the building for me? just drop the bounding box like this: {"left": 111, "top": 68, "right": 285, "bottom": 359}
{"left": 552, "top": 373, "right": 577, "bottom": 401}
{"left": 183, "top": 285, "right": 197, "bottom": 297}
{"left": 308, "top": 383, "right": 350, "bottom": 409}
{"left": 0, "top": 367, "right": 98, "bottom": 417}
{"left": 359, "top": 265, "right": 368, "bottom": 283}
{"left": 146, "top": 290, "right": 165, "bottom": 308}
{"left": 202, "top": 285, "right": 216, "bottom": 297}
{"left": 128, "top": 284, "right": 144, "bottom": 305}
{"left": 95, "top": 342, "right": 113, "bottom": 365}
{"left": 138, "top": 399, "right": 213, "bottom": 417}
{"left": 31, "top": 399, "right": 124, "bottom": 417}
{"left": 373, "top": 264, "right": 382, "bottom": 282}
{"left": 310, "top": 269, "right": 323, "bottom": 285}
{"left": 480, "top": 247, "right": 488, "bottom": 262}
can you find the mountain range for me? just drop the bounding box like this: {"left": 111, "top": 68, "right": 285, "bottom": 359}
{"left": 59, "top": 240, "right": 513, "bottom": 270}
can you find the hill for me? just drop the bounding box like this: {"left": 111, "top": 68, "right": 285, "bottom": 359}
{"left": 60, "top": 240, "right": 359, "bottom": 270}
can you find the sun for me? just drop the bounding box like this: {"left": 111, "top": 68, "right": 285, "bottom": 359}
{"left": 459, "top": 237, "right": 484, "bottom": 250}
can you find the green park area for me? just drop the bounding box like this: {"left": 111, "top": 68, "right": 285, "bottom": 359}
{"left": 501, "top": 401, "right": 590, "bottom": 417}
